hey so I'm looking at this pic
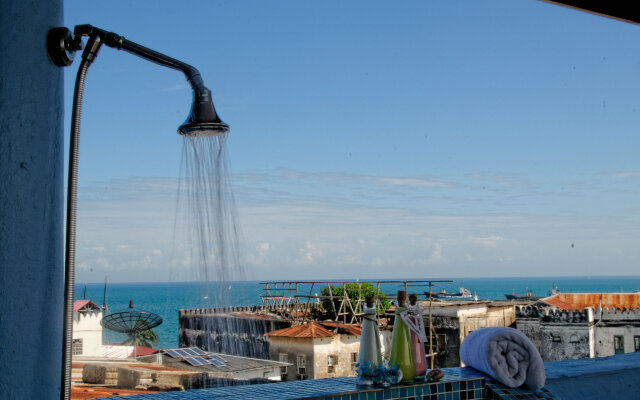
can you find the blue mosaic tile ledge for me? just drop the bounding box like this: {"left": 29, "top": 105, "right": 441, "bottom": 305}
{"left": 98, "top": 367, "right": 556, "bottom": 400}
{"left": 485, "top": 381, "right": 555, "bottom": 400}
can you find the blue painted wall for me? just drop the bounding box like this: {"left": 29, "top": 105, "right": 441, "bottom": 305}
{"left": 0, "top": 0, "right": 64, "bottom": 398}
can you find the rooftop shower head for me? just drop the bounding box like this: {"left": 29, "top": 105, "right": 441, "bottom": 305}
{"left": 49, "top": 25, "right": 230, "bottom": 137}
{"left": 178, "top": 88, "right": 229, "bottom": 136}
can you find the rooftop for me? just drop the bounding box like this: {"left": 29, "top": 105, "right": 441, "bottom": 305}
{"left": 138, "top": 351, "right": 290, "bottom": 374}
{"left": 264, "top": 321, "right": 362, "bottom": 338}
{"left": 541, "top": 293, "right": 640, "bottom": 311}
{"left": 73, "top": 300, "right": 102, "bottom": 312}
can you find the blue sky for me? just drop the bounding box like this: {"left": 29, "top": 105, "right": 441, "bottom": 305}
{"left": 64, "top": 1, "right": 640, "bottom": 282}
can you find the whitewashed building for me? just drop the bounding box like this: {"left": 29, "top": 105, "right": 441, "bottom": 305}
{"left": 72, "top": 300, "right": 103, "bottom": 357}
{"left": 265, "top": 321, "right": 367, "bottom": 381}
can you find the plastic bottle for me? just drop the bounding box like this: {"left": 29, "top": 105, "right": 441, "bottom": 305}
{"left": 389, "top": 290, "right": 415, "bottom": 383}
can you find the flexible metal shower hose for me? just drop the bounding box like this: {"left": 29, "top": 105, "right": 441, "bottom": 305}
{"left": 61, "top": 57, "right": 91, "bottom": 400}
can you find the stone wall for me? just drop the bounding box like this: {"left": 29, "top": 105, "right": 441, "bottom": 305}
{"left": 517, "top": 306, "right": 596, "bottom": 361}
{"left": 429, "top": 315, "right": 461, "bottom": 368}
{"left": 516, "top": 318, "right": 542, "bottom": 354}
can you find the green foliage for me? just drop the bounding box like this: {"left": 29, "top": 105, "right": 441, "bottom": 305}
{"left": 135, "top": 328, "right": 159, "bottom": 348}
{"left": 320, "top": 282, "right": 390, "bottom": 320}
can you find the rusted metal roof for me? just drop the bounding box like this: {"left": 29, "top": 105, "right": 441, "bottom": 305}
{"left": 73, "top": 299, "right": 101, "bottom": 312}
{"left": 318, "top": 321, "right": 362, "bottom": 336}
{"left": 542, "top": 293, "right": 640, "bottom": 311}
{"left": 264, "top": 322, "right": 335, "bottom": 338}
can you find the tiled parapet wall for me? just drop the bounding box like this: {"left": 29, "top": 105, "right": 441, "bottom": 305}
{"left": 542, "top": 308, "right": 593, "bottom": 324}
{"left": 517, "top": 305, "right": 640, "bottom": 323}
{"left": 516, "top": 306, "right": 594, "bottom": 324}
{"left": 95, "top": 367, "right": 556, "bottom": 400}
{"left": 598, "top": 306, "right": 639, "bottom": 321}
{"left": 179, "top": 306, "right": 265, "bottom": 317}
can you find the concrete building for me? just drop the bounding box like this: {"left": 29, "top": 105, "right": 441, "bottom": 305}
{"left": 265, "top": 322, "right": 363, "bottom": 381}
{"left": 416, "top": 300, "right": 518, "bottom": 368}
{"left": 72, "top": 300, "right": 103, "bottom": 357}
{"left": 516, "top": 293, "right": 640, "bottom": 361}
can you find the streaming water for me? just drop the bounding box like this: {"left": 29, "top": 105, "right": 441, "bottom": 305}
{"left": 174, "top": 134, "right": 262, "bottom": 388}
{"left": 176, "top": 133, "right": 244, "bottom": 308}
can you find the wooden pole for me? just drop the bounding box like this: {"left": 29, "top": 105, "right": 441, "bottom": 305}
{"left": 428, "top": 281, "right": 434, "bottom": 370}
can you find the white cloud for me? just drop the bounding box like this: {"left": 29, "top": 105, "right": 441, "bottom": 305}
{"left": 427, "top": 242, "right": 445, "bottom": 263}
{"left": 257, "top": 242, "right": 270, "bottom": 253}
{"left": 71, "top": 174, "right": 640, "bottom": 282}
{"left": 468, "top": 235, "right": 505, "bottom": 248}
{"left": 608, "top": 171, "right": 640, "bottom": 178}
{"left": 297, "top": 241, "right": 323, "bottom": 265}
{"left": 376, "top": 177, "right": 449, "bottom": 188}
{"left": 85, "top": 246, "right": 106, "bottom": 252}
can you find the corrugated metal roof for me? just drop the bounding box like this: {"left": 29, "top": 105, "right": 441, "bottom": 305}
{"left": 139, "top": 352, "right": 289, "bottom": 374}
{"left": 101, "top": 345, "right": 159, "bottom": 358}
{"left": 73, "top": 299, "right": 101, "bottom": 312}
{"left": 542, "top": 293, "right": 640, "bottom": 311}
{"left": 318, "top": 322, "right": 362, "bottom": 336}
{"left": 264, "top": 322, "right": 335, "bottom": 338}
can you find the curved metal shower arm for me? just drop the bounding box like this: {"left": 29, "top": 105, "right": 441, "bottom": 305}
{"left": 74, "top": 24, "right": 206, "bottom": 91}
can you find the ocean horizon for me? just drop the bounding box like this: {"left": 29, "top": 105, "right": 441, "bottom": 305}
{"left": 76, "top": 275, "right": 640, "bottom": 349}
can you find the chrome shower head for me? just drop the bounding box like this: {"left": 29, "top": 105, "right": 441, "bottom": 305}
{"left": 178, "top": 88, "right": 229, "bottom": 136}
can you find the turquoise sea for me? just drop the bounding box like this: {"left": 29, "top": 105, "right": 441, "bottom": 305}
{"left": 75, "top": 276, "right": 640, "bottom": 349}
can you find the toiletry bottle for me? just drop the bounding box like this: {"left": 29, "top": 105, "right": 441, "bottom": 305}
{"left": 408, "top": 294, "right": 427, "bottom": 379}
{"left": 356, "top": 296, "right": 383, "bottom": 385}
{"left": 390, "top": 290, "right": 415, "bottom": 383}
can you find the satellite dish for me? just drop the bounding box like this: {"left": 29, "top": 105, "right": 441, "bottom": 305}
{"left": 101, "top": 300, "right": 162, "bottom": 358}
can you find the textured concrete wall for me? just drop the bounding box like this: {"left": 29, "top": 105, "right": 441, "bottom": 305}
{"left": 516, "top": 318, "right": 542, "bottom": 354}
{"left": 540, "top": 323, "right": 592, "bottom": 361}
{"left": 267, "top": 337, "right": 315, "bottom": 380}
{"left": 0, "top": 0, "right": 64, "bottom": 398}
{"left": 312, "top": 335, "right": 360, "bottom": 379}
{"left": 594, "top": 325, "right": 640, "bottom": 357}
{"left": 73, "top": 311, "right": 104, "bottom": 357}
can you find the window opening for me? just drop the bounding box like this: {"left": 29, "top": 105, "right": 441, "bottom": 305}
{"left": 72, "top": 338, "right": 83, "bottom": 355}
{"left": 614, "top": 335, "right": 625, "bottom": 355}
{"left": 327, "top": 354, "right": 337, "bottom": 373}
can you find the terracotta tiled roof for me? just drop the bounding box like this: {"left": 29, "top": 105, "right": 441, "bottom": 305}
{"left": 542, "top": 293, "right": 640, "bottom": 311}
{"left": 264, "top": 322, "right": 335, "bottom": 338}
{"left": 73, "top": 299, "right": 101, "bottom": 312}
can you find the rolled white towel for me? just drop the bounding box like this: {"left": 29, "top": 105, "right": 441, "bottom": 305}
{"left": 460, "top": 327, "right": 545, "bottom": 389}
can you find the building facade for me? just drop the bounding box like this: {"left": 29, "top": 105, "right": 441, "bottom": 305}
{"left": 72, "top": 300, "right": 103, "bottom": 357}
{"left": 265, "top": 322, "right": 364, "bottom": 380}
{"left": 516, "top": 293, "right": 640, "bottom": 361}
